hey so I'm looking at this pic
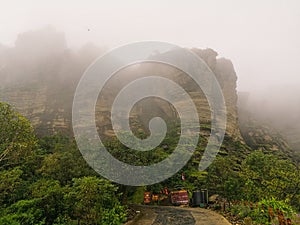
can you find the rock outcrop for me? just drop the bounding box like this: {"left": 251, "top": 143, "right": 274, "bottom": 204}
{"left": 238, "top": 92, "right": 297, "bottom": 159}
{"left": 0, "top": 29, "right": 242, "bottom": 140}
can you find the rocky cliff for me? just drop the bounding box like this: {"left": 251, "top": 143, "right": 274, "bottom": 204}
{"left": 238, "top": 92, "right": 297, "bottom": 159}
{"left": 0, "top": 37, "right": 242, "bottom": 141}
{"left": 0, "top": 27, "right": 101, "bottom": 135}
{"left": 2, "top": 27, "right": 296, "bottom": 161}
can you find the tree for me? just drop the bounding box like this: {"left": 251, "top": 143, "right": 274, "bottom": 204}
{"left": 0, "top": 103, "right": 43, "bottom": 223}
{"left": 38, "top": 135, "right": 96, "bottom": 185}
{"left": 65, "top": 176, "right": 126, "bottom": 225}
{"left": 0, "top": 167, "right": 23, "bottom": 207}
{"left": 206, "top": 156, "right": 242, "bottom": 202}
{"left": 30, "top": 179, "right": 65, "bottom": 224}
{"left": 0, "top": 102, "right": 37, "bottom": 169}
{"left": 240, "top": 150, "right": 300, "bottom": 208}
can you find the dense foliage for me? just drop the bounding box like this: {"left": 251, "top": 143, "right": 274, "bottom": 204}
{"left": 0, "top": 103, "right": 126, "bottom": 225}
{"left": 1, "top": 102, "right": 299, "bottom": 224}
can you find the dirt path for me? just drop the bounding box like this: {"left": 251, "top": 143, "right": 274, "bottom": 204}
{"left": 125, "top": 205, "right": 232, "bottom": 225}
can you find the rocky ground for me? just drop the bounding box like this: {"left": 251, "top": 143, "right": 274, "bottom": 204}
{"left": 125, "top": 205, "right": 232, "bottom": 225}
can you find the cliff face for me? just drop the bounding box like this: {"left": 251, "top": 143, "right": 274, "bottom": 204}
{"left": 90, "top": 48, "right": 242, "bottom": 140}
{"left": 0, "top": 27, "right": 103, "bottom": 136}
{"left": 193, "top": 49, "right": 241, "bottom": 139}
{"left": 0, "top": 28, "right": 242, "bottom": 139}
{"left": 1, "top": 82, "right": 73, "bottom": 135}
{"left": 1, "top": 49, "right": 242, "bottom": 140}
{"left": 238, "top": 92, "right": 300, "bottom": 159}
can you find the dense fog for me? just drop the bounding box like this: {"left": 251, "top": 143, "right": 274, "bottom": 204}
{"left": 1, "top": 1, "right": 299, "bottom": 151}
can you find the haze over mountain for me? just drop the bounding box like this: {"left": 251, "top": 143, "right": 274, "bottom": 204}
{"left": 1, "top": 1, "right": 299, "bottom": 145}
{"left": 0, "top": 26, "right": 298, "bottom": 158}
{"left": 1, "top": 1, "right": 300, "bottom": 91}
{"left": 1, "top": 3, "right": 300, "bottom": 224}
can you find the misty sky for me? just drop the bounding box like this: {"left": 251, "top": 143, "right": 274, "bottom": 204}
{"left": 1, "top": 0, "right": 300, "bottom": 94}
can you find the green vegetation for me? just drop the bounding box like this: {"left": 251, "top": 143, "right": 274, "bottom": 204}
{"left": 209, "top": 152, "right": 300, "bottom": 224}
{"left": 1, "top": 102, "right": 300, "bottom": 224}
{"left": 0, "top": 103, "right": 126, "bottom": 225}
{"left": 229, "top": 198, "right": 296, "bottom": 225}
